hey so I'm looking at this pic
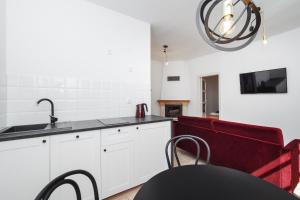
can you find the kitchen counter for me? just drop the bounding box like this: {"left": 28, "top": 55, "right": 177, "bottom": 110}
{"left": 0, "top": 115, "right": 172, "bottom": 142}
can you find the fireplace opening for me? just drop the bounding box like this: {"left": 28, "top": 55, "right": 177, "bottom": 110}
{"left": 165, "top": 104, "right": 183, "bottom": 118}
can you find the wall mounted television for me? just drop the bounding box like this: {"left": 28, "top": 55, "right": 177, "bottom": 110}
{"left": 240, "top": 68, "right": 287, "bottom": 94}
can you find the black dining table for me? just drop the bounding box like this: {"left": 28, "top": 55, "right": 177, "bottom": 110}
{"left": 134, "top": 165, "right": 298, "bottom": 200}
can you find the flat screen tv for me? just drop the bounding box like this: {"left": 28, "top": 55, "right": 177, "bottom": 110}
{"left": 240, "top": 68, "right": 287, "bottom": 94}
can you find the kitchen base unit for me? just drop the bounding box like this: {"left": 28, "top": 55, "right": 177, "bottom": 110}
{"left": 101, "top": 121, "right": 171, "bottom": 198}
{"left": 0, "top": 137, "right": 50, "bottom": 200}
{"left": 0, "top": 118, "right": 172, "bottom": 200}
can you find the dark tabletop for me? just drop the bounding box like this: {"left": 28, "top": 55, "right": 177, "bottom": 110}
{"left": 134, "top": 165, "right": 298, "bottom": 200}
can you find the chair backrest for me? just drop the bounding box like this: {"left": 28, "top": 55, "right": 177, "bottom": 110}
{"left": 35, "top": 170, "right": 99, "bottom": 200}
{"left": 165, "top": 135, "right": 211, "bottom": 169}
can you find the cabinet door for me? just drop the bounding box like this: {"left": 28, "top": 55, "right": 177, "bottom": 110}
{"left": 50, "top": 131, "right": 100, "bottom": 200}
{"left": 0, "top": 137, "right": 50, "bottom": 200}
{"left": 101, "top": 127, "right": 134, "bottom": 198}
{"left": 134, "top": 122, "right": 171, "bottom": 185}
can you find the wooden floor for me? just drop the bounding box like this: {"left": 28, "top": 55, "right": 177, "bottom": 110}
{"left": 105, "top": 148, "right": 198, "bottom": 200}
{"left": 203, "top": 114, "right": 219, "bottom": 120}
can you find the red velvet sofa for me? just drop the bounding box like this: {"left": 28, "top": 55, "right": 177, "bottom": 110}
{"left": 174, "top": 116, "right": 300, "bottom": 192}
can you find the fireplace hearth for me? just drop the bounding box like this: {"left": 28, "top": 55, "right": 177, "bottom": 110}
{"left": 165, "top": 104, "right": 183, "bottom": 118}
{"left": 157, "top": 100, "right": 190, "bottom": 118}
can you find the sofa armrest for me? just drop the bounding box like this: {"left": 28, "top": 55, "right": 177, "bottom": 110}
{"left": 283, "top": 140, "right": 300, "bottom": 192}
{"left": 251, "top": 139, "right": 300, "bottom": 193}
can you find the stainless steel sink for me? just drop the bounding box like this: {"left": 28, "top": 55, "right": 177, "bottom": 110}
{"left": 0, "top": 123, "right": 73, "bottom": 135}
{"left": 1, "top": 124, "right": 48, "bottom": 134}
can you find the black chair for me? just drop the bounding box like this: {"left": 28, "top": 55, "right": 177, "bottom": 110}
{"left": 35, "top": 170, "right": 99, "bottom": 200}
{"left": 165, "top": 135, "right": 211, "bottom": 169}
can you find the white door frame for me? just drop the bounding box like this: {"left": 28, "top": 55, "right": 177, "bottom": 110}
{"left": 199, "top": 73, "right": 221, "bottom": 119}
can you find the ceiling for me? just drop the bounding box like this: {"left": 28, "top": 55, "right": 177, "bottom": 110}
{"left": 88, "top": 0, "right": 300, "bottom": 61}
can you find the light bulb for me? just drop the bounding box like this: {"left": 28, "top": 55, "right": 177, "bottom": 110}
{"left": 262, "top": 34, "right": 268, "bottom": 45}
{"left": 220, "top": 17, "right": 235, "bottom": 35}
{"left": 263, "top": 39, "right": 268, "bottom": 45}
{"left": 220, "top": 0, "right": 235, "bottom": 35}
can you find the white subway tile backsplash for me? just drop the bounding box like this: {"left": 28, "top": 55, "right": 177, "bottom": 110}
{"left": 51, "top": 77, "right": 65, "bottom": 88}
{"left": 65, "top": 78, "right": 78, "bottom": 89}
{"left": 19, "top": 75, "right": 36, "bottom": 87}
{"left": 7, "top": 75, "right": 20, "bottom": 87}
{"left": 64, "top": 89, "right": 77, "bottom": 99}
{"left": 91, "top": 89, "right": 101, "bottom": 99}
{"left": 7, "top": 112, "right": 49, "bottom": 126}
{"left": 37, "top": 88, "right": 65, "bottom": 100}
{"left": 0, "top": 75, "right": 7, "bottom": 86}
{"left": 7, "top": 87, "right": 36, "bottom": 100}
{"left": 7, "top": 87, "right": 21, "bottom": 100}
{"left": 0, "top": 117, "right": 6, "bottom": 129}
{"left": 20, "top": 88, "right": 38, "bottom": 100}
{"left": 56, "top": 111, "right": 77, "bottom": 122}
{"left": 51, "top": 88, "right": 65, "bottom": 100}
{"left": 37, "top": 76, "right": 52, "bottom": 88}
{"left": 90, "top": 80, "right": 102, "bottom": 89}
{"left": 7, "top": 101, "right": 38, "bottom": 113}
{"left": 78, "top": 79, "right": 91, "bottom": 89}
{"left": 35, "top": 101, "right": 49, "bottom": 112}
{"left": 55, "top": 100, "right": 76, "bottom": 111}
{"left": 4, "top": 75, "right": 151, "bottom": 126}
{"left": 0, "top": 87, "right": 6, "bottom": 100}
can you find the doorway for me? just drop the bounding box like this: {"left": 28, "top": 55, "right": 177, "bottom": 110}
{"left": 201, "top": 75, "right": 219, "bottom": 119}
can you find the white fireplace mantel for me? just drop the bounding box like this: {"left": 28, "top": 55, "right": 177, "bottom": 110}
{"left": 157, "top": 99, "right": 190, "bottom": 117}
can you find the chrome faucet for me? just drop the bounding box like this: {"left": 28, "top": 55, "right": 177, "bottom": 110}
{"left": 37, "top": 98, "right": 58, "bottom": 125}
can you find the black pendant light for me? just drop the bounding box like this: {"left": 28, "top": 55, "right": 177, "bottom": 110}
{"left": 196, "top": 0, "right": 261, "bottom": 51}
{"left": 163, "top": 45, "right": 169, "bottom": 66}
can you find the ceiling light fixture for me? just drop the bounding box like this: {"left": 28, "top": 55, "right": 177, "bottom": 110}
{"left": 261, "top": 10, "right": 268, "bottom": 45}
{"left": 163, "top": 45, "right": 169, "bottom": 66}
{"left": 196, "top": 0, "right": 262, "bottom": 51}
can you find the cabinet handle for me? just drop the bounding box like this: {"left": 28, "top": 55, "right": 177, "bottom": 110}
{"left": 42, "top": 140, "right": 47, "bottom": 144}
{"left": 76, "top": 135, "right": 80, "bottom": 139}
{"left": 104, "top": 149, "right": 107, "bottom": 152}
{"left": 118, "top": 129, "right": 121, "bottom": 132}
{"left": 136, "top": 126, "right": 139, "bottom": 130}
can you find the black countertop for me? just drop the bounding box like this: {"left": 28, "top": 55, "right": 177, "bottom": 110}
{"left": 0, "top": 115, "right": 172, "bottom": 142}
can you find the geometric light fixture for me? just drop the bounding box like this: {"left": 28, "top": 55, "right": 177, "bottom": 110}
{"left": 163, "top": 45, "right": 169, "bottom": 66}
{"left": 196, "top": 0, "right": 261, "bottom": 51}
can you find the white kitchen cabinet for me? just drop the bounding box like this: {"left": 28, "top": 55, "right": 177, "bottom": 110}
{"left": 50, "top": 131, "right": 101, "bottom": 200}
{"left": 134, "top": 121, "right": 171, "bottom": 185}
{"left": 0, "top": 120, "right": 172, "bottom": 200}
{"left": 0, "top": 137, "right": 50, "bottom": 200}
{"left": 101, "top": 127, "right": 134, "bottom": 198}
{"left": 100, "top": 122, "right": 171, "bottom": 198}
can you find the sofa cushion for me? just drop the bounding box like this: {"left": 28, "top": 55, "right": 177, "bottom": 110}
{"left": 178, "top": 116, "right": 213, "bottom": 129}
{"left": 212, "top": 120, "right": 284, "bottom": 146}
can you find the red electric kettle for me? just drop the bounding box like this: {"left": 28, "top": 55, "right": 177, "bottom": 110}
{"left": 136, "top": 103, "right": 148, "bottom": 118}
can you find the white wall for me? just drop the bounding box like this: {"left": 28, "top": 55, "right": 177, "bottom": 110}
{"left": 186, "top": 27, "right": 300, "bottom": 144}
{"left": 161, "top": 61, "right": 191, "bottom": 100}
{"left": 151, "top": 60, "right": 163, "bottom": 115}
{"left": 0, "top": 0, "right": 6, "bottom": 128}
{"left": 2, "top": 0, "right": 151, "bottom": 126}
